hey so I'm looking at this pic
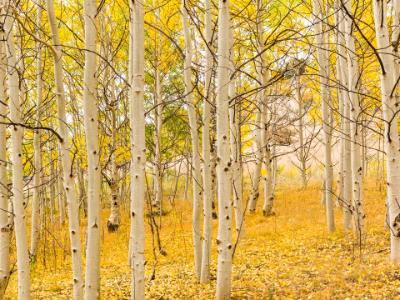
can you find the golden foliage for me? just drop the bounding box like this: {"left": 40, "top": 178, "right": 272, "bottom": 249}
{"left": 5, "top": 181, "right": 398, "bottom": 299}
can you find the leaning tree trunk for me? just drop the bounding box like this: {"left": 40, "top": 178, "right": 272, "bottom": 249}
{"left": 182, "top": 1, "right": 203, "bottom": 279}
{"left": 46, "top": 0, "right": 84, "bottom": 297}
{"left": 200, "top": 0, "right": 213, "bottom": 284}
{"left": 0, "top": 25, "right": 9, "bottom": 298}
{"left": 215, "top": 0, "right": 233, "bottom": 298}
{"left": 373, "top": 0, "right": 400, "bottom": 263}
{"left": 129, "top": 0, "right": 146, "bottom": 298}
{"left": 312, "top": 0, "right": 335, "bottom": 232}
{"left": 83, "top": 0, "right": 101, "bottom": 298}
{"left": 4, "top": 4, "right": 30, "bottom": 298}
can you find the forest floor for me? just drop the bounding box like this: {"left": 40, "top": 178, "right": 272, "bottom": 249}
{"left": 7, "top": 182, "right": 400, "bottom": 299}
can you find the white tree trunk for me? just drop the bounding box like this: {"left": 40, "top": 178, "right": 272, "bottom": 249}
{"left": 248, "top": 6, "right": 264, "bottom": 214}
{"left": 228, "top": 28, "right": 243, "bottom": 238}
{"left": 0, "top": 24, "right": 9, "bottom": 298}
{"left": 182, "top": 1, "right": 203, "bottom": 279}
{"left": 153, "top": 64, "right": 163, "bottom": 212}
{"left": 373, "top": 0, "right": 400, "bottom": 263}
{"left": 312, "top": 0, "right": 335, "bottom": 232}
{"left": 30, "top": 2, "right": 43, "bottom": 259}
{"left": 4, "top": 4, "right": 30, "bottom": 298}
{"left": 215, "top": 0, "right": 233, "bottom": 298}
{"left": 248, "top": 107, "right": 262, "bottom": 212}
{"left": 129, "top": 0, "right": 146, "bottom": 298}
{"left": 107, "top": 107, "right": 120, "bottom": 231}
{"left": 83, "top": 0, "right": 101, "bottom": 298}
{"left": 200, "top": 0, "right": 213, "bottom": 284}
{"left": 336, "top": 2, "right": 352, "bottom": 230}
{"left": 343, "top": 0, "right": 364, "bottom": 237}
{"left": 46, "top": 1, "right": 84, "bottom": 296}
{"left": 295, "top": 72, "right": 307, "bottom": 189}
{"left": 57, "top": 149, "right": 65, "bottom": 226}
{"left": 153, "top": 4, "right": 163, "bottom": 213}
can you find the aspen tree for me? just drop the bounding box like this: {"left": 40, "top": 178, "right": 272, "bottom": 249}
{"left": 83, "top": 0, "right": 101, "bottom": 297}
{"left": 336, "top": 2, "right": 352, "bottom": 230}
{"left": 107, "top": 103, "right": 120, "bottom": 231}
{"left": 57, "top": 150, "right": 65, "bottom": 226}
{"left": 0, "top": 20, "right": 9, "bottom": 298}
{"left": 248, "top": 1, "right": 265, "bottom": 213}
{"left": 343, "top": 0, "right": 364, "bottom": 237}
{"left": 182, "top": 1, "right": 203, "bottom": 279}
{"left": 101, "top": 11, "right": 121, "bottom": 232}
{"left": 129, "top": 0, "right": 146, "bottom": 297}
{"left": 3, "top": 2, "right": 30, "bottom": 297}
{"left": 312, "top": 0, "right": 335, "bottom": 232}
{"left": 215, "top": 0, "right": 233, "bottom": 298}
{"left": 153, "top": 2, "right": 163, "bottom": 213}
{"left": 372, "top": 0, "right": 400, "bottom": 263}
{"left": 46, "top": 0, "right": 84, "bottom": 296}
{"left": 295, "top": 67, "right": 307, "bottom": 189}
{"left": 200, "top": 0, "right": 213, "bottom": 284}
{"left": 228, "top": 26, "right": 244, "bottom": 238}
{"left": 30, "top": 1, "right": 43, "bottom": 259}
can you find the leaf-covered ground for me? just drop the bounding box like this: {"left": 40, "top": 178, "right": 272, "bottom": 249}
{"left": 7, "top": 183, "right": 400, "bottom": 299}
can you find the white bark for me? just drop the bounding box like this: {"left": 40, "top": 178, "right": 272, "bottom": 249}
{"left": 182, "top": 1, "right": 203, "bottom": 279}
{"left": 107, "top": 106, "right": 120, "bottom": 231}
{"left": 153, "top": 4, "right": 163, "bottom": 213}
{"left": 129, "top": 0, "right": 146, "bottom": 298}
{"left": 83, "top": 0, "right": 101, "bottom": 298}
{"left": 228, "top": 28, "right": 244, "bottom": 238}
{"left": 57, "top": 149, "right": 65, "bottom": 226}
{"left": 215, "top": 0, "right": 232, "bottom": 298}
{"left": 30, "top": 2, "right": 43, "bottom": 258}
{"left": 312, "top": 0, "right": 335, "bottom": 232}
{"left": 0, "top": 23, "right": 9, "bottom": 298}
{"left": 248, "top": 2, "right": 264, "bottom": 213}
{"left": 4, "top": 3, "right": 30, "bottom": 297}
{"left": 200, "top": 0, "right": 213, "bottom": 284}
{"left": 373, "top": 0, "right": 400, "bottom": 263}
{"left": 295, "top": 72, "right": 307, "bottom": 189}
{"left": 46, "top": 0, "right": 84, "bottom": 297}
{"left": 343, "top": 0, "right": 364, "bottom": 237}
{"left": 248, "top": 108, "right": 262, "bottom": 212}
{"left": 336, "top": 2, "right": 352, "bottom": 230}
